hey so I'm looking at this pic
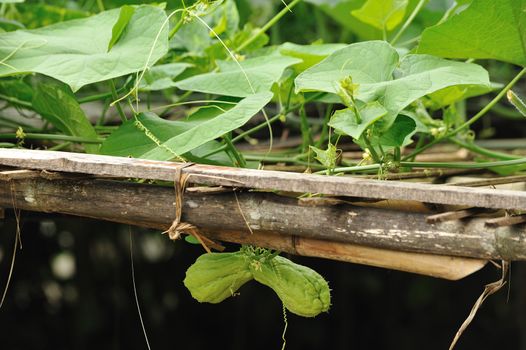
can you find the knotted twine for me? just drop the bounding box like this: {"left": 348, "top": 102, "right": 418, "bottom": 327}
{"left": 162, "top": 163, "right": 223, "bottom": 253}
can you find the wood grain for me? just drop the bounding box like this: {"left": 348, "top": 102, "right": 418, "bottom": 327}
{"left": 0, "top": 176, "right": 489, "bottom": 280}
{"left": 0, "top": 149, "right": 524, "bottom": 210}
{"left": 0, "top": 176, "right": 523, "bottom": 261}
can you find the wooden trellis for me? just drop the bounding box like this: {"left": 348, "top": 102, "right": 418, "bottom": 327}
{"left": 0, "top": 149, "right": 525, "bottom": 281}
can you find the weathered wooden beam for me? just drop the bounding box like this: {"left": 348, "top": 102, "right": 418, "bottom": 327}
{"left": 0, "top": 149, "right": 525, "bottom": 210}
{"left": 0, "top": 176, "right": 488, "bottom": 280}
{"left": 0, "top": 176, "right": 524, "bottom": 262}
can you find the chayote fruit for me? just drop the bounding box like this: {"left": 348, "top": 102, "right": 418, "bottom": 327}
{"left": 183, "top": 252, "right": 253, "bottom": 304}
{"left": 250, "top": 255, "right": 331, "bottom": 317}
{"left": 184, "top": 246, "right": 331, "bottom": 318}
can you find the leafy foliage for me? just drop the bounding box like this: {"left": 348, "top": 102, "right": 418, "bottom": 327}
{"left": 32, "top": 82, "right": 99, "bottom": 153}
{"left": 0, "top": 5, "right": 168, "bottom": 91}
{"left": 175, "top": 55, "right": 301, "bottom": 97}
{"left": 102, "top": 92, "right": 273, "bottom": 161}
{"left": 352, "top": 0, "right": 409, "bottom": 31}
{"left": 0, "top": 0, "right": 524, "bottom": 179}
{"left": 418, "top": 0, "right": 526, "bottom": 66}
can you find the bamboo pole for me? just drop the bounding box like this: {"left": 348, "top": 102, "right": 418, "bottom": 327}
{"left": 0, "top": 175, "right": 511, "bottom": 280}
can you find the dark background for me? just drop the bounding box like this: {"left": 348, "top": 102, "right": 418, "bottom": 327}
{"left": 0, "top": 214, "right": 525, "bottom": 350}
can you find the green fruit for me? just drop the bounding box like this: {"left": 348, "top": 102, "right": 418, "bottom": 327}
{"left": 250, "top": 255, "right": 331, "bottom": 317}
{"left": 184, "top": 252, "right": 253, "bottom": 304}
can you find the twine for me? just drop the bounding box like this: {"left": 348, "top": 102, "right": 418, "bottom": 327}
{"left": 163, "top": 163, "right": 223, "bottom": 253}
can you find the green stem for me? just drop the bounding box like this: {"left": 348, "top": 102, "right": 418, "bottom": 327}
{"left": 244, "top": 154, "right": 324, "bottom": 169}
{"left": 96, "top": 0, "right": 104, "bottom": 12}
{"left": 233, "top": 113, "right": 283, "bottom": 143}
{"left": 49, "top": 142, "right": 72, "bottom": 151}
{"left": 232, "top": 92, "right": 324, "bottom": 144}
{"left": 168, "top": 14, "right": 185, "bottom": 40}
{"left": 0, "top": 133, "right": 104, "bottom": 143}
{"left": 407, "top": 135, "right": 426, "bottom": 162}
{"left": 450, "top": 138, "right": 521, "bottom": 161}
{"left": 224, "top": 135, "right": 246, "bottom": 167}
{"left": 390, "top": 0, "right": 426, "bottom": 45}
{"left": 404, "top": 67, "right": 526, "bottom": 160}
{"left": 201, "top": 93, "right": 325, "bottom": 160}
{"left": 236, "top": 0, "right": 302, "bottom": 52}
{"left": 299, "top": 105, "right": 313, "bottom": 153}
{"left": 0, "top": 93, "right": 32, "bottom": 109}
{"left": 78, "top": 87, "right": 126, "bottom": 104}
{"left": 364, "top": 137, "right": 381, "bottom": 163}
{"left": 109, "top": 80, "right": 127, "bottom": 123}
{"left": 0, "top": 115, "right": 39, "bottom": 131}
{"left": 401, "top": 158, "right": 526, "bottom": 169}
{"left": 436, "top": 1, "right": 461, "bottom": 25}
{"left": 315, "top": 163, "right": 381, "bottom": 175}
{"left": 315, "top": 104, "right": 333, "bottom": 148}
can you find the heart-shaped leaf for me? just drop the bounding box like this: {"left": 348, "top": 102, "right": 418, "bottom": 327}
{"left": 417, "top": 0, "right": 526, "bottom": 66}
{"left": 328, "top": 101, "right": 387, "bottom": 139}
{"left": 175, "top": 55, "right": 301, "bottom": 97}
{"left": 295, "top": 41, "right": 490, "bottom": 128}
{"left": 352, "top": 0, "right": 409, "bottom": 31}
{"left": 139, "top": 63, "right": 192, "bottom": 91}
{"left": 0, "top": 5, "right": 168, "bottom": 91}
{"left": 102, "top": 92, "right": 273, "bottom": 161}
{"left": 100, "top": 112, "right": 234, "bottom": 166}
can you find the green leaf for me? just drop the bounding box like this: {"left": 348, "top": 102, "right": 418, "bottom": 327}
{"left": 489, "top": 163, "right": 526, "bottom": 176}
{"left": 295, "top": 41, "right": 399, "bottom": 94}
{"left": 13, "top": 4, "right": 88, "bottom": 29}
{"left": 328, "top": 101, "right": 387, "bottom": 139}
{"left": 0, "top": 5, "right": 168, "bottom": 91}
{"left": 417, "top": 0, "right": 526, "bottom": 66}
{"left": 31, "top": 82, "right": 99, "bottom": 153}
{"left": 175, "top": 55, "right": 301, "bottom": 97}
{"left": 305, "top": 0, "right": 383, "bottom": 40}
{"left": 310, "top": 144, "right": 338, "bottom": 168}
{"left": 424, "top": 83, "right": 495, "bottom": 110}
{"left": 171, "top": 19, "right": 212, "bottom": 54}
{"left": 296, "top": 41, "right": 490, "bottom": 128}
{"left": 375, "top": 115, "right": 416, "bottom": 147}
{"left": 143, "top": 92, "right": 272, "bottom": 160}
{"left": 185, "top": 235, "right": 201, "bottom": 245}
{"left": 279, "top": 42, "right": 347, "bottom": 72}
{"left": 0, "top": 78, "right": 33, "bottom": 102}
{"left": 107, "top": 5, "right": 136, "bottom": 52}
{"left": 139, "top": 63, "right": 192, "bottom": 91}
{"left": 209, "top": 0, "right": 239, "bottom": 37}
{"left": 170, "top": 0, "right": 239, "bottom": 56}
{"left": 507, "top": 90, "right": 526, "bottom": 117}
{"left": 352, "top": 0, "right": 409, "bottom": 31}
{"left": 100, "top": 112, "right": 234, "bottom": 166}
{"left": 103, "top": 92, "right": 272, "bottom": 161}
{"left": 204, "top": 24, "right": 270, "bottom": 60}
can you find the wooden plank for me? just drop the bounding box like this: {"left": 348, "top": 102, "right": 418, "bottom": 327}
{"left": 0, "top": 149, "right": 525, "bottom": 210}
{"left": 0, "top": 176, "right": 524, "bottom": 261}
